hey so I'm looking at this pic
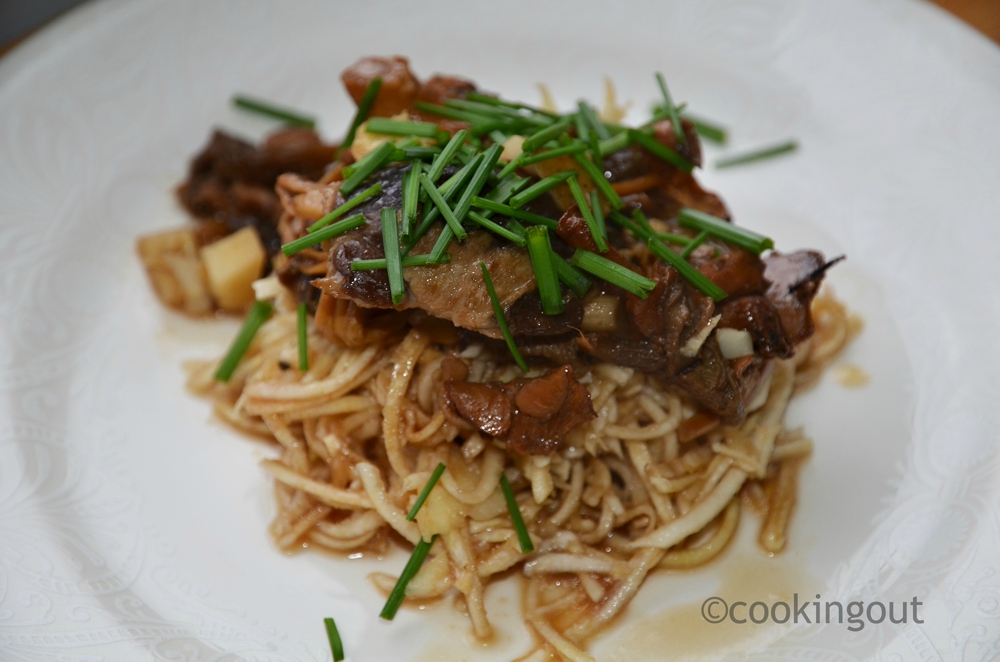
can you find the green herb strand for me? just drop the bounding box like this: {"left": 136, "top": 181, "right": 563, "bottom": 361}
{"left": 654, "top": 73, "right": 684, "bottom": 144}
{"left": 677, "top": 208, "right": 774, "bottom": 254}
{"left": 232, "top": 95, "right": 316, "bottom": 128}
{"left": 577, "top": 101, "right": 611, "bottom": 140}
{"left": 452, "top": 143, "right": 504, "bottom": 222}
{"left": 679, "top": 230, "right": 709, "bottom": 260}
{"left": 590, "top": 189, "right": 606, "bottom": 239}
{"left": 406, "top": 463, "right": 447, "bottom": 521}
{"left": 426, "top": 129, "right": 469, "bottom": 184}
{"left": 366, "top": 117, "right": 441, "bottom": 139}
{"left": 566, "top": 175, "right": 608, "bottom": 253}
{"left": 470, "top": 197, "right": 558, "bottom": 230}
{"left": 282, "top": 214, "right": 366, "bottom": 256}
{"left": 324, "top": 617, "right": 344, "bottom": 662}
{"left": 350, "top": 253, "right": 450, "bottom": 270}
{"left": 297, "top": 302, "right": 309, "bottom": 371}
{"left": 508, "top": 171, "right": 574, "bottom": 209}
{"left": 340, "top": 141, "right": 397, "bottom": 194}
{"left": 519, "top": 141, "right": 589, "bottom": 167}
{"left": 570, "top": 249, "right": 657, "bottom": 299}
{"left": 628, "top": 129, "right": 693, "bottom": 173}
{"left": 481, "top": 262, "right": 529, "bottom": 372}
{"left": 500, "top": 474, "right": 535, "bottom": 554}
{"left": 214, "top": 300, "right": 273, "bottom": 382}
{"left": 402, "top": 162, "right": 420, "bottom": 240}
{"left": 419, "top": 173, "right": 467, "bottom": 240}
{"left": 467, "top": 211, "right": 527, "bottom": 245}
{"left": 521, "top": 116, "right": 573, "bottom": 153}
{"left": 682, "top": 113, "right": 727, "bottom": 144}
{"left": 569, "top": 149, "right": 624, "bottom": 210}
{"left": 552, "top": 251, "right": 592, "bottom": 298}
{"left": 379, "top": 535, "right": 437, "bottom": 621}
{"left": 715, "top": 140, "right": 798, "bottom": 168}
{"left": 308, "top": 182, "right": 382, "bottom": 233}
{"left": 381, "top": 207, "right": 406, "bottom": 305}
{"left": 525, "top": 226, "right": 564, "bottom": 315}
{"left": 342, "top": 77, "right": 382, "bottom": 151}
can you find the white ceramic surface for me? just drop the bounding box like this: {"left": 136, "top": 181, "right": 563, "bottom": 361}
{"left": 1, "top": 1, "right": 999, "bottom": 660}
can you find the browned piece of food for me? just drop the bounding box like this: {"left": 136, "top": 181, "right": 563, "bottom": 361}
{"left": 442, "top": 365, "right": 596, "bottom": 455}
{"left": 341, "top": 56, "right": 421, "bottom": 118}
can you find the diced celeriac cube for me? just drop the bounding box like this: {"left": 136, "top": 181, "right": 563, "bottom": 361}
{"left": 200, "top": 226, "right": 266, "bottom": 313}
{"left": 136, "top": 227, "right": 213, "bottom": 315}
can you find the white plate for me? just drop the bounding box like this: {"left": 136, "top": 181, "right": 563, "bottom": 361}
{"left": 2, "top": 1, "right": 999, "bottom": 660}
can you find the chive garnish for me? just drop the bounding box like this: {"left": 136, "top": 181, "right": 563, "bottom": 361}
{"left": 426, "top": 129, "right": 469, "bottom": 184}
{"left": 628, "top": 129, "right": 693, "bottom": 173}
{"left": 500, "top": 474, "right": 534, "bottom": 554}
{"left": 214, "top": 300, "right": 273, "bottom": 382}
{"left": 452, "top": 143, "right": 504, "bottom": 222}
{"left": 552, "top": 251, "right": 592, "bottom": 298}
{"left": 682, "top": 113, "right": 727, "bottom": 144}
{"left": 350, "top": 253, "right": 450, "bottom": 270}
{"left": 677, "top": 208, "right": 774, "bottom": 254}
{"left": 366, "top": 117, "right": 442, "bottom": 139}
{"left": 342, "top": 77, "right": 382, "bottom": 152}
{"left": 525, "top": 226, "right": 564, "bottom": 315}
{"left": 324, "top": 617, "right": 345, "bottom": 662}
{"left": 414, "top": 102, "right": 508, "bottom": 135}
{"left": 232, "top": 95, "right": 315, "bottom": 128}
{"left": 481, "top": 262, "right": 529, "bottom": 372}
{"left": 570, "top": 249, "right": 657, "bottom": 298}
{"left": 307, "top": 182, "right": 382, "bottom": 233}
{"left": 466, "top": 91, "right": 559, "bottom": 118}
{"left": 445, "top": 98, "right": 550, "bottom": 127}
{"left": 282, "top": 214, "right": 366, "bottom": 256}
{"left": 654, "top": 73, "right": 684, "bottom": 144}
{"left": 715, "top": 140, "right": 798, "bottom": 168}
{"left": 590, "top": 189, "right": 606, "bottom": 238}
{"left": 566, "top": 175, "right": 608, "bottom": 252}
{"left": 340, "top": 141, "right": 397, "bottom": 194}
{"left": 598, "top": 131, "right": 631, "bottom": 157}
{"left": 467, "top": 211, "right": 527, "bottom": 245}
{"left": 656, "top": 231, "right": 693, "bottom": 246}
{"left": 480, "top": 174, "right": 531, "bottom": 211}
{"left": 521, "top": 116, "right": 573, "bottom": 153}
{"left": 632, "top": 208, "right": 652, "bottom": 232}
{"left": 402, "top": 161, "right": 421, "bottom": 240}
{"left": 419, "top": 173, "right": 467, "bottom": 240}
{"left": 610, "top": 211, "right": 727, "bottom": 300}
{"left": 508, "top": 171, "right": 574, "bottom": 209}
{"left": 381, "top": 207, "right": 405, "bottom": 306}
{"left": 297, "top": 302, "right": 309, "bottom": 371}
{"left": 400, "top": 146, "right": 442, "bottom": 160}
{"left": 519, "top": 141, "right": 589, "bottom": 167}
{"left": 497, "top": 152, "right": 526, "bottom": 180}
{"left": 569, "top": 149, "right": 624, "bottom": 210}
{"left": 428, "top": 225, "right": 455, "bottom": 264}
{"left": 577, "top": 101, "right": 610, "bottom": 140}
{"left": 489, "top": 129, "right": 510, "bottom": 145}
{"left": 679, "top": 230, "right": 709, "bottom": 260}
{"left": 406, "top": 463, "right": 447, "bottom": 521}
{"left": 379, "top": 534, "right": 437, "bottom": 621}
{"left": 405, "top": 156, "right": 481, "bottom": 255}
{"left": 470, "top": 197, "right": 558, "bottom": 230}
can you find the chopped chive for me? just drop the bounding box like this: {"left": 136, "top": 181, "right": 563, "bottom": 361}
{"left": 414, "top": 102, "right": 510, "bottom": 135}
{"left": 508, "top": 170, "right": 574, "bottom": 209}
{"left": 521, "top": 116, "right": 573, "bottom": 153}
{"left": 470, "top": 197, "right": 558, "bottom": 230}
{"left": 445, "top": 98, "right": 550, "bottom": 127}
{"left": 654, "top": 73, "right": 684, "bottom": 145}
{"left": 715, "top": 140, "right": 798, "bottom": 168}
{"left": 466, "top": 91, "right": 560, "bottom": 118}
{"left": 283, "top": 213, "right": 366, "bottom": 256}
{"left": 340, "top": 141, "right": 397, "bottom": 194}
{"left": 587, "top": 130, "right": 603, "bottom": 174}
{"left": 500, "top": 474, "right": 534, "bottom": 554}
{"left": 308, "top": 182, "right": 382, "bottom": 233}
{"left": 677, "top": 208, "right": 774, "bottom": 254}
{"left": 350, "top": 253, "right": 450, "bottom": 270}
{"left": 680, "top": 230, "right": 709, "bottom": 260}
{"left": 552, "top": 251, "right": 592, "bottom": 298}
{"left": 342, "top": 77, "right": 382, "bottom": 151}
{"left": 366, "top": 117, "right": 441, "bottom": 139}
{"left": 381, "top": 207, "right": 405, "bottom": 306}
{"left": 628, "top": 129, "right": 693, "bottom": 173}
{"left": 497, "top": 152, "right": 526, "bottom": 180}
{"left": 566, "top": 175, "right": 608, "bottom": 252}
{"left": 232, "top": 95, "right": 315, "bottom": 128}
{"left": 574, "top": 111, "right": 588, "bottom": 147}
{"left": 577, "top": 101, "right": 611, "bottom": 140}
{"left": 519, "top": 141, "right": 589, "bottom": 167}
{"left": 214, "top": 301, "right": 273, "bottom": 382}
{"left": 426, "top": 129, "right": 469, "bottom": 184}
{"left": 489, "top": 129, "right": 510, "bottom": 145}
{"left": 610, "top": 211, "right": 727, "bottom": 301}
{"left": 570, "top": 149, "right": 624, "bottom": 210}
{"left": 598, "top": 131, "right": 631, "bottom": 157}
{"left": 406, "top": 463, "right": 447, "bottom": 521}
{"left": 525, "top": 226, "right": 564, "bottom": 315}
{"left": 481, "top": 262, "right": 529, "bottom": 372}
{"left": 682, "top": 113, "right": 727, "bottom": 144}
{"left": 480, "top": 174, "right": 531, "bottom": 211}
{"left": 590, "top": 189, "right": 606, "bottom": 239}
{"left": 570, "top": 249, "right": 657, "bottom": 298}
{"left": 402, "top": 161, "right": 421, "bottom": 240}
{"left": 452, "top": 143, "right": 504, "bottom": 222}
{"left": 297, "top": 302, "right": 309, "bottom": 371}
{"left": 428, "top": 225, "right": 454, "bottom": 263}
{"left": 656, "top": 231, "right": 693, "bottom": 246}
{"left": 419, "top": 173, "right": 467, "bottom": 240}
{"left": 467, "top": 211, "right": 526, "bottom": 245}
{"left": 323, "top": 617, "right": 344, "bottom": 662}
{"left": 400, "top": 146, "right": 441, "bottom": 160}
{"left": 405, "top": 156, "right": 481, "bottom": 255}
{"left": 379, "top": 534, "right": 437, "bottom": 621}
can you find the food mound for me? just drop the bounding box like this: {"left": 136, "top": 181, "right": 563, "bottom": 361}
{"left": 138, "top": 55, "right": 858, "bottom": 660}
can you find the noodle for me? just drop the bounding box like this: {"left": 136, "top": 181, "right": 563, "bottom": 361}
{"left": 184, "top": 287, "right": 857, "bottom": 659}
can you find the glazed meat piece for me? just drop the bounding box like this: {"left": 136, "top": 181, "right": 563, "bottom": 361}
{"left": 442, "top": 365, "right": 595, "bottom": 455}
{"left": 341, "top": 56, "right": 421, "bottom": 118}
{"left": 177, "top": 128, "right": 336, "bottom": 254}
